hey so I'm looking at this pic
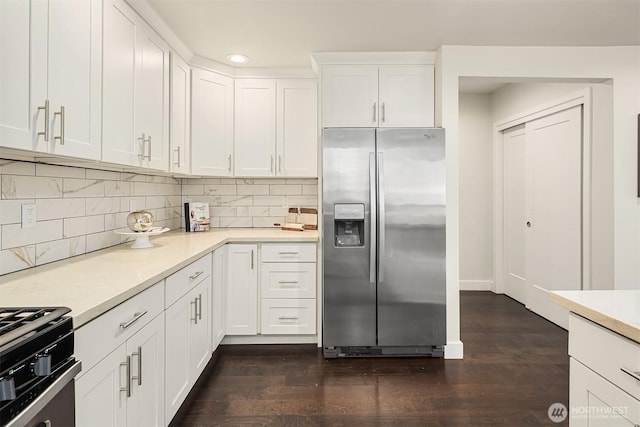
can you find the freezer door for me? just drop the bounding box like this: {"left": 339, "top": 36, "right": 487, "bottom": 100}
{"left": 322, "top": 128, "right": 377, "bottom": 347}
{"left": 376, "top": 128, "right": 446, "bottom": 346}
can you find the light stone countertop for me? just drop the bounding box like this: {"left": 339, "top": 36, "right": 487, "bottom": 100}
{"left": 551, "top": 290, "right": 640, "bottom": 343}
{"left": 0, "top": 228, "right": 318, "bottom": 329}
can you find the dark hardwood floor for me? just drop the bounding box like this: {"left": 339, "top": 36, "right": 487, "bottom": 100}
{"left": 169, "top": 292, "right": 569, "bottom": 426}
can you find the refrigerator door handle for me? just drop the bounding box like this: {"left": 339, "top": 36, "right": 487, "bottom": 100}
{"left": 369, "top": 152, "right": 376, "bottom": 284}
{"left": 378, "top": 153, "right": 385, "bottom": 283}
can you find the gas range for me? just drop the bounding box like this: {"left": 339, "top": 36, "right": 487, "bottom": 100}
{"left": 0, "top": 307, "right": 80, "bottom": 427}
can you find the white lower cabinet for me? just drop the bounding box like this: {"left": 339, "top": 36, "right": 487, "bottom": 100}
{"left": 164, "top": 253, "right": 212, "bottom": 423}
{"left": 225, "top": 244, "right": 258, "bottom": 335}
{"left": 75, "top": 310, "right": 165, "bottom": 427}
{"left": 568, "top": 313, "right": 640, "bottom": 426}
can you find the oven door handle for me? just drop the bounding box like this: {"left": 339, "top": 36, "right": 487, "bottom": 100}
{"left": 5, "top": 360, "right": 82, "bottom": 427}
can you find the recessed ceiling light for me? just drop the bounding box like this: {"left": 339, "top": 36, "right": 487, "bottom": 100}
{"left": 227, "top": 54, "right": 249, "bottom": 64}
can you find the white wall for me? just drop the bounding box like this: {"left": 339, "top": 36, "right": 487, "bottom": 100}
{"left": 458, "top": 93, "right": 494, "bottom": 290}
{"left": 437, "top": 45, "right": 640, "bottom": 359}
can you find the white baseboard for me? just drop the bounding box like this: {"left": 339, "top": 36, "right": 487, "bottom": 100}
{"left": 459, "top": 280, "right": 494, "bottom": 291}
{"left": 444, "top": 340, "right": 464, "bottom": 359}
{"left": 221, "top": 335, "right": 318, "bottom": 345}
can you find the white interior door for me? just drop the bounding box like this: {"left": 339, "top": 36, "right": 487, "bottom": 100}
{"left": 501, "top": 105, "right": 582, "bottom": 329}
{"left": 526, "top": 105, "right": 582, "bottom": 328}
{"left": 503, "top": 125, "right": 527, "bottom": 304}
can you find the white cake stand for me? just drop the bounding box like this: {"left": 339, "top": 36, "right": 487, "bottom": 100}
{"left": 114, "top": 227, "right": 170, "bottom": 249}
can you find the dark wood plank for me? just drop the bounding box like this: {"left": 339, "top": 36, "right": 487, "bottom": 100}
{"left": 170, "top": 291, "right": 569, "bottom": 426}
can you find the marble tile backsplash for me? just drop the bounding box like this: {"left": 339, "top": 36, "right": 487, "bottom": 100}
{"left": 0, "top": 159, "right": 182, "bottom": 275}
{"left": 0, "top": 159, "right": 319, "bottom": 276}
{"left": 181, "top": 178, "right": 318, "bottom": 228}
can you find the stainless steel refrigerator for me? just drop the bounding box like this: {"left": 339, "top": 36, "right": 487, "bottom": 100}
{"left": 322, "top": 128, "right": 446, "bottom": 358}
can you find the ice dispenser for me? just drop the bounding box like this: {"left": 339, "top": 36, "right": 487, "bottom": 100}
{"left": 334, "top": 204, "right": 365, "bottom": 247}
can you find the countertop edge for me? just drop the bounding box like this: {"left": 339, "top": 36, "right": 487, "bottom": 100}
{"left": 551, "top": 292, "right": 640, "bottom": 344}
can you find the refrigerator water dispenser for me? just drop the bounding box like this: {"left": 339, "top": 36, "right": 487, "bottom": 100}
{"left": 334, "top": 203, "right": 364, "bottom": 247}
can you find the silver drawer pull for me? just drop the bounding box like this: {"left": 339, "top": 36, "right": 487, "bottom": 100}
{"left": 278, "top": 280, "right": 299, "bottom": 284}
{"left": 278, "top": 252, "right": 299, "bottom": 255}
{"left": 119, "top": 311, "right": 148, "bottom": 330}
{"left": 120, "top": 356, "right": 131, "bottom": 397}
{"left": 189, "top": 271, "right": 204, "bottom": 281}
{"left": 278, "top": 316, "right": 299, "bottom": 321}
{"left": 131, "top": 346, "right": 142, "bottom": 386}
{"left": 620, "top": 367, "right": 640, "bottom": 382}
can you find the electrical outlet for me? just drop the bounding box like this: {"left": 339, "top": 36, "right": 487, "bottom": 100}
{"left": 281, "top": 196, "right": 288, "bottom": 208}
{"left": 21, "top": 203, "right": 36, "bottom": 229}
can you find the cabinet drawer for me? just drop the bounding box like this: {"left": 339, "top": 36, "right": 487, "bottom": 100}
{"left": 261, "top": 243, "right": 316, "bottom": 262}
{"left": 261, "top": 263, "right": 316, "bottom": 298}
{"left": 260, "top": 299, "right": 316, "bottom": 335}
{"left": 75, "top": 281, "right": 164, "bottom": 377}
{"left": 569, "top": 313, "right": 640, "bottom": 400}
{"left": 165, "top": 253, "right": 212, "bottom": 307}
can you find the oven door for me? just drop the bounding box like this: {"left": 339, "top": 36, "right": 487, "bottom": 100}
{"left": 5, "top": 361, "right": 81, "bottom": 427}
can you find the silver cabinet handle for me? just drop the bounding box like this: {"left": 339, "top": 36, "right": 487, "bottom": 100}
{"left": 191, "top": 299, "right": 198, "bottom": 324}
{"left": 369, "top": 152, "right": 376, "bottom": 284}
{"left": 197, "top": 294, "right": 203, "bottom": 321}
{"left": 373, "top": 102, "right": 377, "bottom": 123}
{"left": 120, "top": 355, "right": 131, "bottom": 397}
{"left": 278, "top": 280, "right": 299, "bottom": 284}
{"left": 37, "top": 100, "right": 49, "bottom": 142}
{"left": 119, "top": 311, "right": 148, "bottom": 330}
{"left": 131, "top": 346, "right": 142, "bottom": 386}
{"left": 227, "top": 154, "right": 232, "bottom": 172}
{"left": 378, "top": 153, "right": 385, "bottom": 283}
{"left": 620, "top": 367, "right": 640, "bottom": 382}
{"left": 381, "top": 102, "right": 386, "bottom": 123}
{"left": 53, "top": 106, "right": 65, "bottom": 145}
{"left": 189, "top": 270, "right": 204, "bottom": 281}
{"left": 146, "top": 134, "right": 152, "bottom": 160}
{"left": 251, "top": 250, "right": 254, "bottom": 270}
{"left": 278, "top": 155, "right": 282, "bottom": 173}
{"left": 270, "top": 155, "right": 274, "bottom": 173}
{"left": 278, "top": 251, "right": 299, "bottom": 255}
{"left": 174, "top": 146, "right": 181, "bottom": 167}
{"left": 278, "top": 316, "right": 299, "bottom": 321}
{"left": 138, "top": 133, "right": 146, "bottom": 159}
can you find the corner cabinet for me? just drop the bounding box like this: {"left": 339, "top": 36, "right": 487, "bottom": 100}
{"left": 169, "top": 53, "right": 191, "bottom": 174}
{"left": 0, "top": 0, "right": 101, "bottom": 160}
{"left": 102, "top": 0, "right": 170, "bottom": 171}
{"left": 234, "top": 79, "right": 317, "bottom": 177}
{"left": 191, "top": 68, "right": 235, "bottom": 176}
{"left": 322, "top": 65, "right": 434, "bottom": 128}
{"left": 568, "top": 314, "right": 640, "bottom": 426}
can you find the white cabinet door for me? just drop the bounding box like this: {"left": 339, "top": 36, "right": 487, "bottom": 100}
{"left": 135, "top": 26, "right": 169, "bottom": 171}
{"left": 102, "top": 0, "right": 169, "bottom": 170}
{"left": 378, "top": 65, "right": 434, "bottom": 128}
{"left": 0, "top": 0, "right": 101, "bottom": 159}
{"left": 102, "top": 0, "right": 137, "bottom": 166}
{"left": 191, "top": 68, "right": 234, "bottom": 176}
{"left": 126, "top": 313, "right": 165, "bottom": 427}
{"left": 211, "top": 246, "right": 226, "bottom": 351}
{"left": 47, "top": 0, "right": 101, "bottom": 159}
{"left": 276, "top": 79, "right": 318, "bottom": 177}
{"left": 170, "top": 53, "right": 190, "bottom": 174}
{"left": 234, "top": 80, "right": 276, "bottom": 176}
{"left": 75, "top": 345, "right": 127, "bottom": 427}
{"left": 322, "top": 66, "right": 378, "bottom": 127}
{"left": 225, "top": 244, "right": 258, "bottom": 335}
{"left": 165, "top": 278, "right": 211, "bottom": 423}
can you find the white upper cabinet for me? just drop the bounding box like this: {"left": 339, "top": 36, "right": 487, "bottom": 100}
{"left": 322, "top": 65, "right": 434, "bottom": 128}
{"left": 235, "top": 79, "right": 317, "bottom": 177}
{"left": 191, "top": 68, "right": 234, "bottom": 176}
{"left": 276, "top": 80, "right": 318, "bottom": 177}
{"left": 102, "top": 0, "right": 170, "bottom": 171}
{"left": 0, "top": 0, "right": 101, "bottom": 159}
{"left": 170, "top": 53, "right": 191, "bottom": 174}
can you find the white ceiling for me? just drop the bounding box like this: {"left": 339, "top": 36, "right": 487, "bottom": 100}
{"left": 145, "top": 0, "right": 640, "bottom": 69}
